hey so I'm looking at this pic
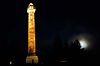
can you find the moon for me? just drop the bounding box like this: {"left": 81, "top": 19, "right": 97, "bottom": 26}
{"left": 68, "top": 33, "right": 93, "bottom": 50}
{"left": 79, "top": 40, "right": 88, "bottom": 49}
{"left": 77, "top": 34, "right": 93, "bottom": 50}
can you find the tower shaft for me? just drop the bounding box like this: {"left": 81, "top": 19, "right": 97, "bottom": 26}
{"left": 27, "top": 3, "right": 36, "bottom": 55}
{"left": 26, "top": 3, "right": 38, "bottom": 64}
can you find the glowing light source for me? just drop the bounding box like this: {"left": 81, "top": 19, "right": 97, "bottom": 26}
{"left": 79, "top": 40, "right": 88, "bottom": 49}
{"left": 10, "top": 61, "right": 12, "bottom": 65}
{"left": 69, "top": 33, "right": 93, "bottom": 50}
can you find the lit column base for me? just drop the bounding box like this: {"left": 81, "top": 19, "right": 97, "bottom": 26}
{"left": 26, "top": 56, "right": 38, "bottom": 64}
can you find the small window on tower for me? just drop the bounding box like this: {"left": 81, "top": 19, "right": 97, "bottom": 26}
{"left": 31, "top": 19, "right": 33, "bottom": 21}
{"left": 30, "top": 14, "right": 33, "bottom": 16}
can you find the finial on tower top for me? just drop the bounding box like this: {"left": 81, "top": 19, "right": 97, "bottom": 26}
{"left": 27, "top": 3, "right": 36, "bottom": 13}
{"left": 29, "top": 3, "right": 33, "bottom": 6}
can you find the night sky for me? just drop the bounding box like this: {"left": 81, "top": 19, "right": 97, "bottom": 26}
{"left": 0, "top": 0, "right": 100, "bottom": 64}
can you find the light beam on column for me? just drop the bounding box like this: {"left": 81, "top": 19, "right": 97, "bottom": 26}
{"left": 26, "top": 3, "right": 38, "bottom": 64}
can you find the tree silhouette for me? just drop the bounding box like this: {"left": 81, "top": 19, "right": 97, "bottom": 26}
{"left": 69, "top": 39, "right": 82, "bottom": 64}
{"left": 72, "top": 39, "right": 81, "bottom": 50}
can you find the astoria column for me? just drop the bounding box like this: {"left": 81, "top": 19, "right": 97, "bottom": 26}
{"left": 26, "top": 3, "right": 38, "bottom": 64}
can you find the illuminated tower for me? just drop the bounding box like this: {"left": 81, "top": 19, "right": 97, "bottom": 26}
{"left": 26, "top": 3, "right": 38, "bottom": 64}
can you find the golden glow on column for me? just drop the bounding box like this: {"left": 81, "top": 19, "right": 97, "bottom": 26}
{"left": 26, "top": 3, "right": 38, "bottom": 64}
{"left": 27, "top": 3, "right": 36, "bottom": 55}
